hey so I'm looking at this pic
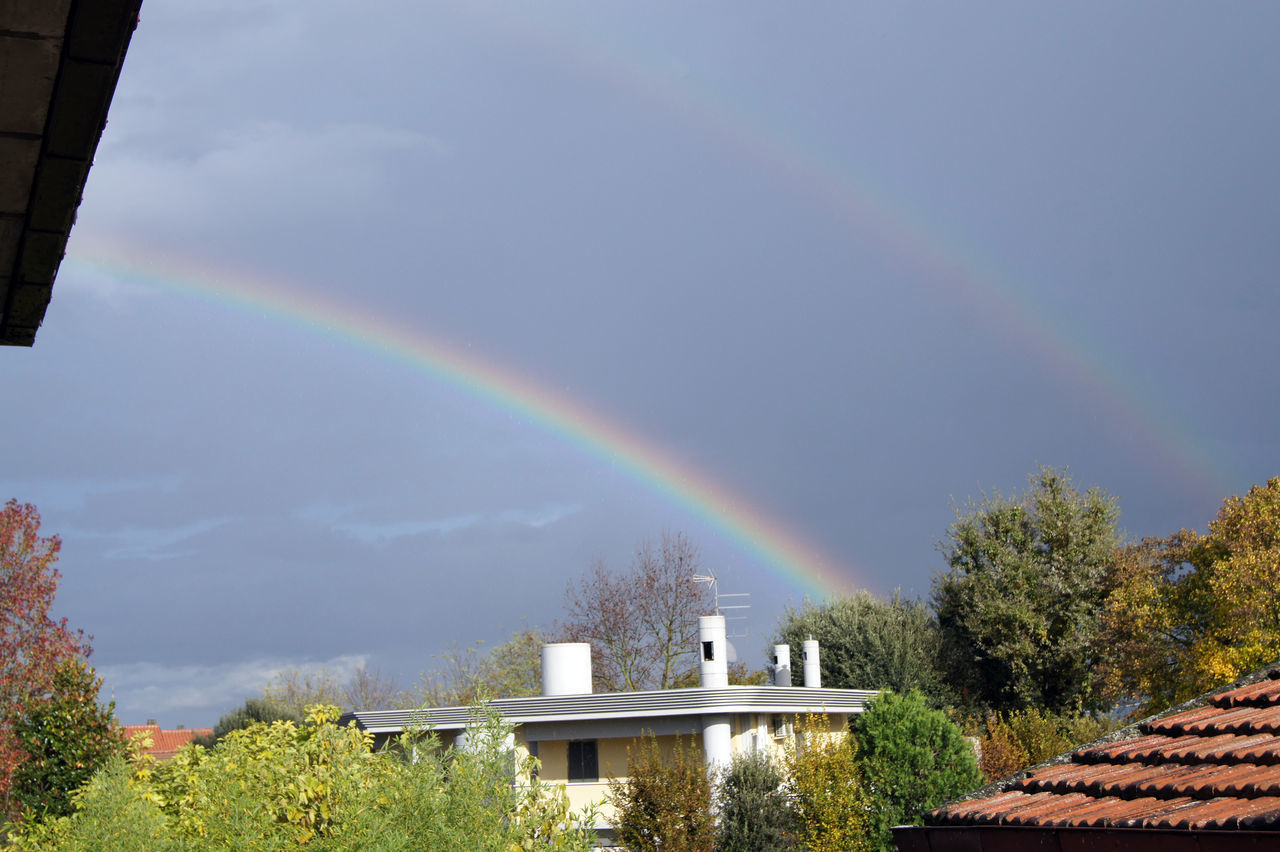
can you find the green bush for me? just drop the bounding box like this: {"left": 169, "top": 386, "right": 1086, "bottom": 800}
{"left": 715, "top": 751, "right": 796, "bottom": 852}
{"left": 853, "top": 691, "right": 984, "bottom": 850}
{"left": 9, "top": 705, "right": 596, "bottom": 851}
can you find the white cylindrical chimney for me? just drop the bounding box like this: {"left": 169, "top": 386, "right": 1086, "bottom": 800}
{"left": 541, "top": 643, "right": 593, "bottom": 696}
{"left": 773, "top": 644, "right": 792, "bottom": 687}
{"left": 698, "top": 615, "right": 728, "bottom": 688}
{"left": 802, "top": 638, "right": 820, "bottom": 688}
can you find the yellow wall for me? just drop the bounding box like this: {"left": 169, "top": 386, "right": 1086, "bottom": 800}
{"left": 519, "top": 715, "right": 850, "bottom": 827}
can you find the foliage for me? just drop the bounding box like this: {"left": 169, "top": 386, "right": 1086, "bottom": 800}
{"left": 8, "top": 659, "right": 126, "bottom": 821}
{"left": 1100, "top": 478, "right": 1280, "bottom": 715}
{"left": 0, "top": 500, "right": 91, "bottom": 817}
{"left": 188, "top": 696, "right": 303, "bottom": 748}
{"left": 714, "top": 750, "right": 796, "bottom": 852}
{"left": 788, "top": 713, "right": 870, "bottom": 852}
{"left": 966, "top": 708, "right": 1116, "bottom": 782}
{"left": 853, "top": 691, "right": 984, "bottom": 850}
{"left": 419, "top": 628, "right": 545, "bottom": 707}
{"left": 670, "top": 660, "right": 771, "bottom": 689}
{"left": 560, "top": 532, "right": 712, "bottom": 692}
{"left": 609, "top": 734, "right": 714, "bottom": 852}
{"left": 10, "top": 705, "right": 596, "bottom": 851}
{"left": 776, "top": 590, "right": 946, "bottom": 700}
{"left": 932, "top": 467, "right": 1122, "bottom": 713}
{"left": 263, "top": 662, "right": 411, "bottom": 715}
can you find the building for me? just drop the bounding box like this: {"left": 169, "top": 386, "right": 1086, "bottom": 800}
{"left": 121, "top": 720, "right": 214, "bottom": 761}
{"left": 896, "top": 666, "right": 1280, "bottom": 851}
{"left": 343, "top": 615, "right": 876, "bottom": 841}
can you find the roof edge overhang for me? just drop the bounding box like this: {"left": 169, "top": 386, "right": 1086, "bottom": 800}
{"left": 342, "top": 685, "right": 879, "bottom": 734}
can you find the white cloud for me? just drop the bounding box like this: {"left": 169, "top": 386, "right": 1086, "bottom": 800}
{"left": 98, "top": 654, "right": 369, "bottom": 724}
{"left": 68, "top": 516, "right": 235, "bottom": 560}
{"left": 297, "top": 501, "right": 583, "bottom": 543}
{"left": 87, "top": 121, "right": 444, "bottom": 234}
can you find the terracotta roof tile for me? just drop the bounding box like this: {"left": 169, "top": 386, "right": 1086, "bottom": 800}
{"left": 121, "top": 723, "right": 212, "bottom": 760}
{"left": 925, "top": 666, "right": 1280, "bottom": 836}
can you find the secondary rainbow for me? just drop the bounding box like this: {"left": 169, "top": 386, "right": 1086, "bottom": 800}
{"left": 466, "top": 6, "right": 1236, "bottom": 500}
{"left": 65, "top": 238, "right": 858, "bottom": 599}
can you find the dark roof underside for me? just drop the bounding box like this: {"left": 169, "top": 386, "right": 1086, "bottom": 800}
{"left": 0, "top": 0, "right": 142, "bottom": 346}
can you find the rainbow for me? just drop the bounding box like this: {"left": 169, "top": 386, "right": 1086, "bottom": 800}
{"left": 457, "top": 5, "right": 1236, "bottom": 501}
{"left": 64, "top": 237, "right": 859, "bottom": 598}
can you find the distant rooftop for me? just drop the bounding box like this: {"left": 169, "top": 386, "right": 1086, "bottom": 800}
{"left": 0, "top": 0, "right": 143, "bottom": 345}
{"left": 122, "top": 722, "right": 212, "bottom": 761}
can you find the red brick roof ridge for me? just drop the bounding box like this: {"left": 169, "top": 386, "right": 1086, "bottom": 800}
{"left": 923, "top": 662, "right": 1280, "bottom": 824}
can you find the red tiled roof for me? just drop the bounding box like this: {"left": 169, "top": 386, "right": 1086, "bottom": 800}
{"left": 121, "top": 724, "right": 212, "bottom": 760}
{"left": 925, "top": 668, "right": 1280, "bottom": 832}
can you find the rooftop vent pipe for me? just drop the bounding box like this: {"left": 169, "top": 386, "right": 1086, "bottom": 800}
{"left": 802, "top": 637, "right": 820, "bottom": 688}
{"left": 773, "top": 644, "right": 791, "bottom": 687}
{"left": 541, "top": 643, "right": 592, "bottom": 696}
{"left": 699, "top": 614, "right": 728, "bottom": 688}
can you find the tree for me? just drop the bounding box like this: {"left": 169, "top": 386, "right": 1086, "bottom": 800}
{"left": 8, "top": 659, "right": 126, "bottom": 820}
{"left": 1100, "top": 478, "right": 1280, "bottom": 715}
{"left": 788, "top": 713, "right": 870, "bottom": 852}
{"left": 932, "top": 467, "right": 1122, "bottom": 713}
{"left": 715, "top": 751, "right": 797, "bottom": 852}
{"left": 191, "top": 696, "right": 303, "bottom": 748}
{"left": 608, "top": 734, "right": 714, "bottom": 852}
{"left": 852, "top": 691, "right": 984, "bottom": 850}
{"left": 418, "top": 628, "right": 545, "bottom": 707}
{"left": 560, "top": 532, "right": 712, "bottom": 692}
{"left": 775, "top": 591, "right": 947, "bottom": 701}
{"left": 1, "top": 500, "right": 91, "bottom": 816}
{"left": 263, "top": 662, "right": 412, "bottom": 714}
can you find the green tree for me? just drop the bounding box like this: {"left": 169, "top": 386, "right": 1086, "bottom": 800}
{"left": 1100, "top": 478, "right": 1280, "bottom": 715}
{"left": 776, "top": 590, "right": 946, "bottom": 701}
{"left": 788, "top": 713, "right": 869, "bottom": 852}
{"left": 715, "top": 751, "right": 796, "bottom": 852}
{"left": 188, "top": 696, "right": 303, "bottom": 747}
{"left": 8, "top": 659, "right": 126, "bottom": 821}
{"left": 609, "top": 734, "right": 714, "bottom": 852}
{"left": 932, "top": 467, "right": 1122, "bottom": 713}
{"left": 853, "top": 691, "right": 984, "bottom": 850}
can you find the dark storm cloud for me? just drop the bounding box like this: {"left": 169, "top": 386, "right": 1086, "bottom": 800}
{"left": 7, "top": 1, "right": 1278, "bottom": 725}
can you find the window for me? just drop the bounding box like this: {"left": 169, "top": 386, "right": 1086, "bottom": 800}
{"left": 568, "top": 740, "right": 598, "bottom": 782}
{"left": 528, "top": 741, "right": 539, "bottom": 779}
{"left": 702, "top": 640, "right": 715, "bottom": 661}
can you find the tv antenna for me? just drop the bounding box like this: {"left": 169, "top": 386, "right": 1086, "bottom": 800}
{"left": 693, "top": 572, "right": 750, "bottom": 639}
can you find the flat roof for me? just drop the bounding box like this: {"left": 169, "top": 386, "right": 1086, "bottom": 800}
{"left": 343, "top": 685, "right": 879, "bottom": 734}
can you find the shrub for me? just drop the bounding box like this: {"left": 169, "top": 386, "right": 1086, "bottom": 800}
{"left": 715, "top": 750, "right": 796, "bottom": 852}
{"left": 788, "top": 713, "right": 870, "bottom": 852}
{"left": 853, "top": 692, "right": 984, "bottom": 850}
{"left": 610, "top": 734, "right": 713, "bottom": 852}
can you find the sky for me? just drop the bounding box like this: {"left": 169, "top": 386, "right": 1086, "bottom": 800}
{"left": 5, "top": 1, "right": 1279, "bottom": 727}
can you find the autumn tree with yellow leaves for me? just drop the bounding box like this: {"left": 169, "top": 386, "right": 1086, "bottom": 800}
{"left": 1100, "top": 477, "right": 1280, "bottom": 716}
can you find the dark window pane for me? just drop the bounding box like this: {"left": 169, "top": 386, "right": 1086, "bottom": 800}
{"left": 568, "top": 740, "right": 598, "bottom": 782}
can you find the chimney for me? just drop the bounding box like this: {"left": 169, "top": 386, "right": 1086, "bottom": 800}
{"left": 802, "top": 638, "right": 821, "bottom": 688}
{"left": 146, "top": 718, "right": 157, "bottom": 726}
{"left": 699, "top": 614, "right": 728, "bottom": 688}
{"left": 541, "top": 643, "right": 593, "bottom": 696}
{"left": 772, "top": 644, "right": 792, "bottom": 686}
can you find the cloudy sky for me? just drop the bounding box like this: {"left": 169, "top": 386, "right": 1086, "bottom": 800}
{"left": 7, "top": 1, "right": 1279, "bottom": 726}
